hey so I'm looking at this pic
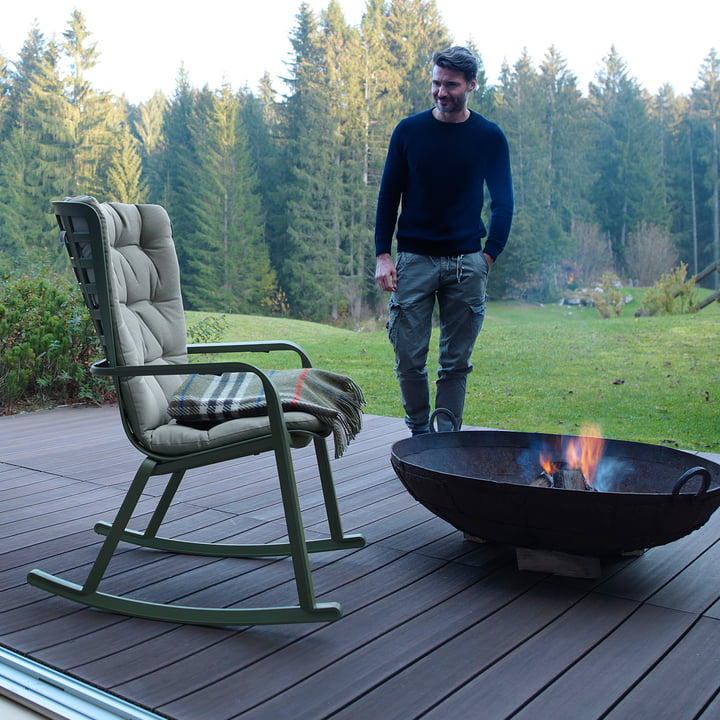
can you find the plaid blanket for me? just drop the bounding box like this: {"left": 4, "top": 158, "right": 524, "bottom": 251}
{"left": 168, "top": 368, "right": 365, "bottom": 457}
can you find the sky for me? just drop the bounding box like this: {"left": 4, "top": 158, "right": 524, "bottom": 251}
{"left": 1, "top": 0, "right": 716, "bottom": 104}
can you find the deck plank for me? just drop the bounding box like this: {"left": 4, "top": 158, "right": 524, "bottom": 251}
{"left": 235, "top": 576, "right": 575, "bottom": 720}
{"left": 156, "top": 566, "right": 534, "bottom": 720}
{"left": 509, "top": 603, "right": 697, "bottom": 720}
{"left": 339, "top": 591, "right": 638, "bottom": 720}
{"left": 603, "top": 616, "right": 720, "bottom": 719}
{"left": 2, "top": 406, "right": 720, "bottom": 720}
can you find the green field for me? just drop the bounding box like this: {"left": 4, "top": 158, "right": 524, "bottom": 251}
{"left": 186, "top": 292, "right": 720, "bottom": 452}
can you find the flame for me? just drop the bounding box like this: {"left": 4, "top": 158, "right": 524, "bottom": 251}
{"left": 538, "top": 423, "right": 606, "bottom": 487}
{"left": 564, "top": 423, "right": 605, "bottom": 486}
{"left": 539, "top": 451, "right": 555, "bottom": 476}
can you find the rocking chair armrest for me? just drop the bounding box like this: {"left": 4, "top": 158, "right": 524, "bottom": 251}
{"left": 89, "top": 358, "right": 296, "bottom": 438}
{"left": 187, "top": 341, "right": 313, "bottom": 368}
{"left": 90, "top": 358, "right": 278, "bottom": 379}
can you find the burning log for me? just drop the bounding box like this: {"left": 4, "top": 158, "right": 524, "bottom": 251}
{"left": 531, "top": 472, "right": 552, "bottom": 488}
{"left": 554, "top": 468, "right": 593, "bottom": 491}
{"left": 534, "top": 429, "right": 605, "bottom": 491}
{"left": 532, "top": 463, "right": 595, "bottom": 491}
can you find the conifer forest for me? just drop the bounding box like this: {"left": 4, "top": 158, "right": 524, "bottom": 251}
{"left": 1, "top": 1, "right": 718, "bottom": 322}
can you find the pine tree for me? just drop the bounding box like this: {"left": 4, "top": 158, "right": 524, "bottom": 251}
{"left": 321, "top": 0, "right": 370, "bottom": 319}
{"left": 493, "top": 51, "right": 549, "bottom": 296}
{"left": 691, "top": 49, "right": 720, "bottom": 285}
{"left": 538, "top": 47, "right": 592, "bottom": 222}
{"left": 650, "top": 84, "right": 694, "bottom": 270}
{"left": 385, "top": 0, "right": 451, "bottom": 115}
{"left": 0, "top": 53, "right": 10, "bottom": 124}
{"left": 132, "top": 90, "right": 169, "bottom": 204}
{"left": 463, "top": 38, "right": 492, "bottom": 115}
{"left": 183, "top": 84, "right": 275, "bottom": 313}
{"left": 158, "top": 67, "right": 204, "bottom": 287}
{"left": 589, "top": 47, "right": 667, "bottom": 272}
{"left": 3, "top": 24, "right": 46, "bottom": 131}
{"left": 0, "top": 127, "right": 28, "bottom": 263}
{"left": 360, "top": 0, "right": 405, "bottom": 181}
{"left": 241, "top": 74, "right": 286, "bottom": 287}
{"left": 360, "top": 0, "right": 404, "bottom": 312}
{"left": 279, "top": 3, "right": 342, "bottom": 320}
{"left": 61, "top": 10, "right": 118, "bottom": 197}
{"left": 0, "top": 26, "right": 68, "bottom": 267}
{"left": 105, "top": 124, "right": 148, "bottom": 203}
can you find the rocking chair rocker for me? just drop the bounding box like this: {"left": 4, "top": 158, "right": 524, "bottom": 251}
{"left": 27, "top": 197, "right": 365, "bottom": 625}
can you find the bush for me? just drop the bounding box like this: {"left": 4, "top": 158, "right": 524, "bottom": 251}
{"left": 591, "top": 272, "right": 627, "bottom": 318}
{"left": 186, "top": 313, "right": 230, "bottom": 361}
{"left": 0, "top": 265, "right": 114, "bottom": 411}
{"left": 625, "top": 222, "right": 679, "bottom": 286}
{"left": 186, "top": 313, "right": 229, "bottom": 344}
{"left": 637, "top": 264, "right": 696, "bottom": 316}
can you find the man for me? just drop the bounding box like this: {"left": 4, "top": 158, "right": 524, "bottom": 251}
{"left": 375, "top": 46, "right": 513, "bottom": 435}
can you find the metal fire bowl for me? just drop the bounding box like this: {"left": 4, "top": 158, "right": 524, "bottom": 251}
{"left": 391, "top": 429, "right": 720, "bottom": 556}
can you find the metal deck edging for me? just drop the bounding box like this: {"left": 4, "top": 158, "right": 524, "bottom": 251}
{"left": 0, "top": 647, "right": 166, "bottom": 720}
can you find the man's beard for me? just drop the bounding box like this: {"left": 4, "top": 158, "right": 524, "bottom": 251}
{"left": 435, "top": 97, "right": 464, "bottom": 114}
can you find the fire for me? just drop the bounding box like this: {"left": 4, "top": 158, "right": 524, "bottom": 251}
{"left": 564, "top": 424, "right": 605, "bottom": 486}
{"left": 539, "top": 451, "right": 555, "bottom": 476}
{"left": 540, "top": 423, "right": 605, "bottom": 487}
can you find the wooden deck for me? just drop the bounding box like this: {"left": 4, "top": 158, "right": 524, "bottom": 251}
{"left": 2, "top": 405, "right": 720, "bottom": 720}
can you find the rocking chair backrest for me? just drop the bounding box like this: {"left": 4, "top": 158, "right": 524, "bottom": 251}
{"left": 55, "top": 196, "right": 188, "bottom": 448}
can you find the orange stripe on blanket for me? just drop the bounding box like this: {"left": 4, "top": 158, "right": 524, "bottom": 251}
{"left": 290, "top": 368, "right": 309, "bottom": 406}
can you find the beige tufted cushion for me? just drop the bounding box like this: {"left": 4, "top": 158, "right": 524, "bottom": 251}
{"left": 70, "top": 197, "right": 323, "bottom": 456}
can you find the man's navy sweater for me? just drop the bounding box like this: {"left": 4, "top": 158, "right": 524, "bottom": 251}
{"left": 375, "top": 109, "right": 514, "bottom": 260}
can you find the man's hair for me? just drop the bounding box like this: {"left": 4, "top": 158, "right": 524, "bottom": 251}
{"left": 432, "top": 46, "right": 478, "bottom": 83}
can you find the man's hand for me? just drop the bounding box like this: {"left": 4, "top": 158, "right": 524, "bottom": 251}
{"left": 483, "top": 252, "right": 494, "bottom": 268}
{"left": 375, "top": 253, "right": 397, "bottom": 292}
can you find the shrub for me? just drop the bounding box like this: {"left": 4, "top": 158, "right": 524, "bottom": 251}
{"left": 637, "top": 264, "right": 696, "bottom": 316}
{"left": 591, "top": 272, "right": 627, "bottom": 318}
{"left": 186, "top": 313, "right": 230, "bottom": 361}
{"left": 0, "top": 265, "right": 114, "bottom": 411}
{"left": 569, "top": 220, "right": 613, "bottom": 286}
{"left": 625, "top": 222, "right": 679, "bottom": 286}
{"left": 186, "top": 313, "right": 229, "bottom": 344}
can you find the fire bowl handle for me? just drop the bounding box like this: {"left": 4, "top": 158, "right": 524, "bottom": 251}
{"left": 429, "top": 408, "right": 460, "bottom": 433}
{"left": 672, "top": 467, "right": 712, "bottom": 497}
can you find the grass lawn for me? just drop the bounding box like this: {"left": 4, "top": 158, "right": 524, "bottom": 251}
{"left": 186, "top": 291, "right": 720, "bottom": 453}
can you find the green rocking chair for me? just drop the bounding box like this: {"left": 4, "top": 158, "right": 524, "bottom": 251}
{"left": 27, "top": 196, "right": 365, "bottom": 625}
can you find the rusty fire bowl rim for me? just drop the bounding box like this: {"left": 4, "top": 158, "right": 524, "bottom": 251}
{"left": 390, "top": 428, "right": 720, "bottom": 555}
{"left": 391, "top": 428, "right": 720, "bottom": 494}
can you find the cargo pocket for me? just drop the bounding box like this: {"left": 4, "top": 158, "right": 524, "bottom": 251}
{"left": 470, "top": 302, "right": 486, "bottom": 338}
{"left": 386, "top": 298, "right": 402, "bottom": 348}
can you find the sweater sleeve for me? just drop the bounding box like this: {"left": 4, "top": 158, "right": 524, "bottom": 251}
{"left": 482, "top": 126, "right": 514, "bottom": 261}
{"left": 374, "top": 124, "right": 406, "bottom": 256}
